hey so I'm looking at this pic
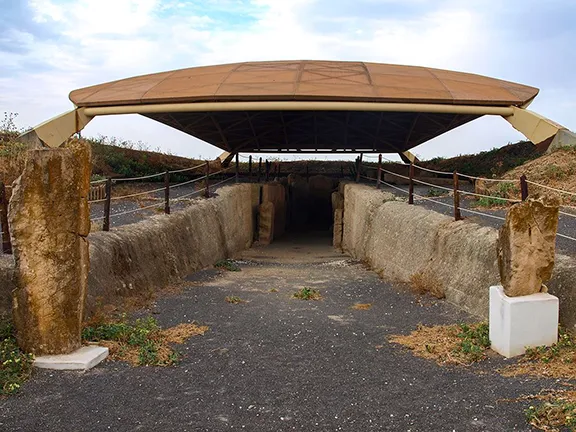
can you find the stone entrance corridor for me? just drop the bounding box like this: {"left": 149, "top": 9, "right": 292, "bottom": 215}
{"left": 0, "top": 235, "right": 549, "bottom": 431}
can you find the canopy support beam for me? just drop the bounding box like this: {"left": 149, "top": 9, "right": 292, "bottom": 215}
{"left": 18, "top": 108, "right": 93, "bottom": 148}
{"left": 502, "top": 107, "right": 576, "bottom": 151}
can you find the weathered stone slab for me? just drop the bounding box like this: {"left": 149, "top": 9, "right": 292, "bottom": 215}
{"left": 497, "top": 194, "right": 560, "bottom": 297}
{"left": 331, "top": 192, "right": 344, "bottom": 211}
{"left": 258, "top": 202, "right": 275, "bottom": 245}
{"left": 9, "top": 142, "right": 91, "bottom": 355}
{"left": 34, "top": 345, "right": 109, "bottom": 370}
{"left": 262, "top": 183, "right": 286, "bottom": 238}
{"left": 333, "top": 209, "right": 343, "bottom": 249}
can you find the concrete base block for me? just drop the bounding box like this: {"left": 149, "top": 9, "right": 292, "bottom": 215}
{"left": 34, "top": 346, "right": 109, "bottom": 371}
{"left": 489, "top": 285, "right": 558, "bottom": 358}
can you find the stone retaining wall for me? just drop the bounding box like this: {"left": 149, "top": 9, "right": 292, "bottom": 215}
{"left": 341, "top": 184, "right": 576, "bottom": 329}
{"left": 1, "top": 184, "right": 254, "bottom": 318}
{"left": 87, "top": 184, "right": 253, "bottom": 317}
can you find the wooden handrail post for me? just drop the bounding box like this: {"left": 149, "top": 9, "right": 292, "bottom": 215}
{"left": 204, "top": 161, "right": 210, "bottom": 198}
{"left": 257, "top": 157, "right": 262, "bottom": 183}
{"left": 0, "top": 182, "right": 12, "bottom": 254}
{"left": 103, "top": 178, "right": 112, "bottom": 232}
{"left": 355, "top": 153, "right": 363, "bottom": 183}
{"left": 235, "top": 153, "right": 239, "bottom": 184}
{"left": 408, "top": 163, "right": 414, "bottom": 205}
{"left": 376, "top": 154, "right": 382, "bottom": 189}
{"left": 265, "top": 160, "right": 270, "bottom": 182}
{"left": 248, "top": 155, "right": 253, "bottom": 182}
{"left": 453, "top": 171, "right": 462, "bottom": 221}
{"left": 164, "top": 171, "right": 170, "bottom": 214}
{"left": 520, "top": 175, "right": 528, "bottom": 200}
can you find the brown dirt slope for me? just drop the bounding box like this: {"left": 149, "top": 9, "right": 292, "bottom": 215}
{"left": 500, "top": 147, "right": 576, "bottom": 194}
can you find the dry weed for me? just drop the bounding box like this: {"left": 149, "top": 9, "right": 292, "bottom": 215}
{"left": 161, "top": 323, "right": 209, "bottom": 344}
{"left": 500, "top": 330, "right": 576, "bottom": 380}
{"left": 389, "top": 323, "right": 490, "bottom": 366}
{"left": 510, "top": 388, "right": 576, "bottom": 431}
{"left": 351, "top": 303, "right": 372, "bottom": 310}
{"left": 409, "top": 271, "right": 445, "bottom": 299}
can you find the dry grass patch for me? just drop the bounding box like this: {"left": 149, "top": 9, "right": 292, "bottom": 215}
{"left": 225, "top": 296, "right": 246, "bottom": 304}
{"left": 389, "top": 323, "right": 490, "bottom": 366}
{"left": 409, "top": 271, "right": 445, "bottom": 299}
{"left": 351, "top": 303, "right": 372, "bottom": 310}
{"left": 82, "top": 317, "right": 208, "bottom": 367}
{"left": 510, "top": 388, "right": 576, "bottom": 431}
{"left": 501, "top": 329, "right": 576, "bottom": 380}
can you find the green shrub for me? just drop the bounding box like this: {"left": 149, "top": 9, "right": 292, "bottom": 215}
{"left": 0, "top": 318, "right": 34, "bottom": 395}
{"left": 215, "top": 259, "right": 241, "bottom": 272}
{"left": 293, "top": 287, "right": 322, "bottom": 301}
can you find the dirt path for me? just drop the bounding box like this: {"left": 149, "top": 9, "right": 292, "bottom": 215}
{"left": 0, "top": 234, "right": 552, "bottom": 431}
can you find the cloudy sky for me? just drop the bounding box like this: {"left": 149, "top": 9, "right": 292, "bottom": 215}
{"left": 1, "top": 0, "right": 575, "bottom": 160}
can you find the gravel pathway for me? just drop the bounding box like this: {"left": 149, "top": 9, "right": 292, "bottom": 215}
{"left": 0, "top": 234, "right": 555, "bottom": 431}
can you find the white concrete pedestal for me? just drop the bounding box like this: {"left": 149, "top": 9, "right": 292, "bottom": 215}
{"left": 489, "top": 285, "right": 558, "bottom": 358}
{"left": 34, "top": 346, "right": 109, "bottom": 370}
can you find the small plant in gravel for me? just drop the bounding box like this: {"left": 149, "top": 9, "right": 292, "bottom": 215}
{"left": 502, "top": 328, "right": 576, "bottom": 379}
{"left": 225, "top": 296, "right": 245, "bottom": 304}
{"left": 82, "top": 316, "right": 208, "bottom": 367}
{"left": 456, "top": 323, "right": 490, "bottom": 362}
{"left": 0, "top": 318, "right": 34, "bottom": 396}
{"left": 427, "top": 188, "right": 446, "bottom": 197}
{"left": 215, "top": 259, "right": 241, "bottom": 272}
{"left": 389, "top": 322, "right": 490, "bottom": 365}
{"left": 525, "top": 399, "right": 576, "bottom": 431}
{"left": 471, "top": 196, "right": 508, "bottom": 208}
{"left": 269, "top": 288, "right": 279, "bottom": 293}
{"left": 293, "top": 287, "right": 321, "bottom": 301}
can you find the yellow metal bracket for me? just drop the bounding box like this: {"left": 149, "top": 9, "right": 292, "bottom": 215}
{"left": 503, "top": 107, "right": 576, "bottom": 151}
{"left": 18, "top": 108, "right": 93, "bottom": 148}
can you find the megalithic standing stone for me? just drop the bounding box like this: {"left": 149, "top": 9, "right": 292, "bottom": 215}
{"left": 9, "top": 142, "right": 91, "bottom": 355}
{"left": 497, "top": 193, "right": 560, "bottom": 297}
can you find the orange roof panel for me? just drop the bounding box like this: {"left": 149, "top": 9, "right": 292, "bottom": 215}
{"left": 69, "top": 60, "right": 538, "bottom": 107}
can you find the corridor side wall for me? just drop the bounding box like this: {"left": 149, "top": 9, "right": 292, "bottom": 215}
{"left": 341, "top": 184, "right": 576, "bottom": 328}
{"left": 87, "top": 184, "right": 253, "bottom": 317}
{"left": 0, "top": 184, "right": 254, "bottom": 318}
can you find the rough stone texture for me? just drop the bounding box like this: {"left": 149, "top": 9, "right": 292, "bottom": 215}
{"left": 333, "top": 209, "right": 344, "bottom": 249}
{"left": 331, "top": 192, "right": 344, "bottom": 211}
{"left": 0, "top": 255, "right": 14, "bottom": 315}
{"left": 497, "top": 194, "right": 560, "bottom": 297}
{"left": 258, "top": 202, "right": 275, "bottom": 245}
{"left": 262, "top": 182, "right": 286, "bottom": 238}
{"left": 8, "top": 144, "right": 91, "bottom": 355}
{"left": 87, "top": 184, "right": 253, "bottom": 318}
{"left": 341, "top": 184, "right": 576, "bottom": 327}
{"left": 341, "top": 184, "right": 502, "bottom": 319}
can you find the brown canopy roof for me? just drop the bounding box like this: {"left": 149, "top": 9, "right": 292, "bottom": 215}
{"left": 70, "top": 60, "right": 538, "bottom": 107}
{"left": 69, "top": 61, "right": 539, "bottom": 154}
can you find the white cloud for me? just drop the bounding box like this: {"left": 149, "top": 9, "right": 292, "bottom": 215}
{"left": 1, "top": 0, "right": 575, "bottom": 160}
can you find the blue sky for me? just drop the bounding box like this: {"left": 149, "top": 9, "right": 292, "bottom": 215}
{"left": 1, "top": 0, "right": 575, "bottom": 160}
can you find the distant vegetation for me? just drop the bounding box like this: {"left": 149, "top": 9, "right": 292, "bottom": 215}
{"left": 419, "top": 141, "right": 544, "bottom": 178}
